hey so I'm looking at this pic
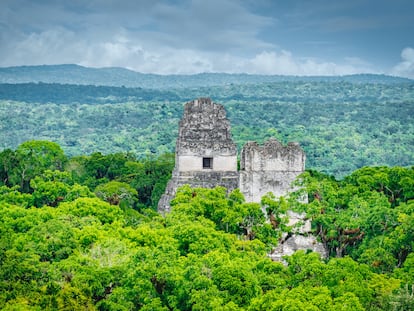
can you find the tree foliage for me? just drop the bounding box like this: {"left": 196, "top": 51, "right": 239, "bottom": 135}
{"left": 0, "top": 141, "right": 413, "bottom": 310}
{"left": 0, "top": 142, "right": 174, "bottom": 210}
{"left": 292, "top": 166, "right": 414, "bottom": 271}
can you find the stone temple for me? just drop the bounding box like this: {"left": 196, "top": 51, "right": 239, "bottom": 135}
{"left": 158, "top": 97, "right": 305, "bottom": 211}
{"left": 158, "top": 97, "right": 239, "bottom": 210}
{"left": 158, "top": 97, "right": 327, "bottom": 259}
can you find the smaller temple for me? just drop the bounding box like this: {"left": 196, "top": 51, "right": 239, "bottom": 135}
{"left": 239, "top": 139, "right": 306, "bottom": 203}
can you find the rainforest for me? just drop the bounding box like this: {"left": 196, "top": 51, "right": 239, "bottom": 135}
{"left": 0, "top": 66, "right": 413, "bottom": 310}
{"left": 0, "top": 141, "right": 413, "bottom": 310}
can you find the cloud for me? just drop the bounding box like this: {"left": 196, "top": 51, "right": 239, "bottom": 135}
{"left": 391, "top": 47, "right": 414, "bottom": 79}
{"left": 0, "top": 0, "right": 400, "bottom": 76}
{"left": 2, "top": 27, "right": 102, "bottom": 67}
{"left": 238, "top": 51, "right": 375, "bottom": 76}
{"left": 0, "top": 24, "right": 376, "bottom": 76}
{"left": 149, "top": 0, "right": 274, "bottom": 52}
{"left": 0, "top": 0, "right": 274, "bottom": 54}
{"left": 77, "top": 39, "right": 375, "bottom": 76}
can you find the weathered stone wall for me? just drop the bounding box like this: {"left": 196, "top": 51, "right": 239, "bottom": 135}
{"left": 239, "top": 138, "right": 305, "bottom": 202}
{"left": 267, "top": 210, "right": 328, "bottom": 261}
{"left": 269, "top": 235, "right": 328, "bottom": 261}
{"left": 158, "top": 98, "right": 239, "bottom": 213}
{"left": 176, "top": 98, "right": 236, "bottom": 155}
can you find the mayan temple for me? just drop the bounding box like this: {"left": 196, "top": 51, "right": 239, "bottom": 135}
{"left": 158, "top": 97, "right": 327, "bottom": 259}
{"left": 157, "top": 97, "right": 239, "bottom": 212}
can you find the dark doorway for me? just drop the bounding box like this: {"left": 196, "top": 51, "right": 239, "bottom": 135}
{"left": 203, "top": 157, "right": 213, "bottom": 169}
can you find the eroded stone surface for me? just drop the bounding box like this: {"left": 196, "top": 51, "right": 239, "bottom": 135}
{"left": 269, "top": 235, "right": 328, "bottom": 262}
{"left": 239, "top": 138, "right": 305, "bottom": 202}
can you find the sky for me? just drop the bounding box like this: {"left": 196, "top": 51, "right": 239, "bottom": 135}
{"left": 1, "top": 0, "right": 414, "bottom": 77}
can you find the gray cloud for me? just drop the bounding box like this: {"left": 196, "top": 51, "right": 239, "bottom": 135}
{"left": 1, "top": 0, "right": 273, "bottom": 52}
{"left": 391, "top": 47, "right": 414, "bottom": 79}
{"left": 0, "top": 0, "right": 412, "bottom": 77}
{"left": 150, "top": 0, "right": 273, "bottom": 50}
{"left": 0, "top": 0, "right": 276, "bottom": 70}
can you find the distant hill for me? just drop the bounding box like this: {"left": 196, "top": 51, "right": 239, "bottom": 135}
{"left": 0, "top": 64, "right": 411, "bottom": 88}
{"left": 0, "top": 83, "right": 180, "bottom": 104}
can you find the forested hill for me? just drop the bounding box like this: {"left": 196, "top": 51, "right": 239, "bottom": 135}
{"left": 0, "top": 66, "right": 413, "bottom": 178}
{"left": 0, "top": 64, "right": 412, "bottom": 88}
{"left": 0, "top": 83, "right": 180, "bottom": 103}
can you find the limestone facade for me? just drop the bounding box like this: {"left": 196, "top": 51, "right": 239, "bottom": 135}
{"left": 239, "top": 139, "right": 305, "bottom": 203}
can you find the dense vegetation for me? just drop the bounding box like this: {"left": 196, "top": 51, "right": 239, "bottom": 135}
{"left": 1, "top": 67, "right": 413, "bottom": 308}
{"left": 1, "top": 78, "right": 413, "bottom": 178}
{"left": 0, "top": 141, "right": 413, "bottom": 310}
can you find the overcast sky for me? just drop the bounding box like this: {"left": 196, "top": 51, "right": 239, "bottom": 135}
{"left": 1, "top": 0, "right": 413, "bottom": 77}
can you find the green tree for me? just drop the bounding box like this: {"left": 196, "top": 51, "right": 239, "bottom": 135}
{"left": 59, "top": 197, "right": 123, "bottom": 224}
{"left": 10, "top": 141, "right": 67, "bottom": 192}
{"left": 94, "top": 180, "right": 138, "bottom": 209}
{"left": 128, "top": 153, "right": 174, "bottom": 208}
{"left": 30, "top": 170, "right": 93, "bottom": 207}
{"left": 0, "top": 185, "right": 33, "bottom": 207}
{"left": 0, "top": 149, "right": 18, "bottom": 187}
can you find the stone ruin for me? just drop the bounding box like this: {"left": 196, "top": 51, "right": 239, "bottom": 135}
{"left": 157, "top": 98, "right": 239, "bottom": 211}
{"left": 239, "top": 139, "right": 305, "bottom": 203}
{"left": 158, "top": 97, "right": 327, "bottom": 260}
